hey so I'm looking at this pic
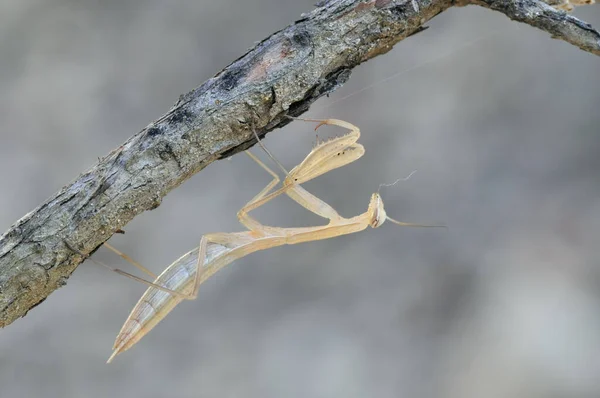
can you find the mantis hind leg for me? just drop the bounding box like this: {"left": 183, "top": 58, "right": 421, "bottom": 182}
{"left": 67, "top": 240, "right": 191, "bottom": 300}
{"left": 103, "top": 242, "right": 157, "bottom": 279}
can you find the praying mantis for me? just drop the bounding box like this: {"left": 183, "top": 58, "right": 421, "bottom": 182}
{"left": 101, "top": 118, "right": 442, "bottom": 363}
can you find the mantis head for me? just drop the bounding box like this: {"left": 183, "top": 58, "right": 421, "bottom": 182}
{"left": 368, "top": 193, "right": 388, "bottom": 228}
{"left": 367, "top": 193, "right": 446, "bottom": 229}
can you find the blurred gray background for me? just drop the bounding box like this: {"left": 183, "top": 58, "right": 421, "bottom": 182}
{"left": 1, "top": 1, "right": 599, "bottom": 397}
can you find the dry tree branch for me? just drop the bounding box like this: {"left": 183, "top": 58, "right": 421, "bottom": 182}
{"left": 0, "top": 0, "right": 597, "bottom": 328}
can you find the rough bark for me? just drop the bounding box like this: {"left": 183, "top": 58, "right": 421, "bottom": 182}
{"left": 0, "top": 0, "right": 598, "bottom": 328}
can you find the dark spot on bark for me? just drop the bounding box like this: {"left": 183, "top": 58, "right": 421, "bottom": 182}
{"left": 287, "top": 90, "right": 315, "bottom": 116}
{"left": 268, "top": 86, "right": 277, "bottom": 109}
{"left": 291, "top": 29, "right": 312, "bottom": 48}
{"left": 218, "top": 70, "right": 241, "bottom": 91}
{"left": 146, "top": 126, "right": 163, "bottom": 137}
{"left": 388, "top": 3, "right": 412, "bottom": 18}
{"left": 168, "top": 108, "right": 195, "bottom": 125}
{"left": 319, "top": 67, "right": 352, "bottom": 96}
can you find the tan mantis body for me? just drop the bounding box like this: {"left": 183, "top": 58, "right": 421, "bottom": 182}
{"left": 106, "top": 119, "right": 437, "bottom": 363}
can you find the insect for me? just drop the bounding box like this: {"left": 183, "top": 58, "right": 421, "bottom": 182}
{"left": 101, "top": 118, "right": 442, "bottom": 363}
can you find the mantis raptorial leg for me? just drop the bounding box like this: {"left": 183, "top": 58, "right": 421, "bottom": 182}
{"left": 105, "top": 118, "right": 444, "bottom": 362}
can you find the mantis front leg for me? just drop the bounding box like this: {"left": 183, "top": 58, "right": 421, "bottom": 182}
{"left": 237, "top": 118, "right": 366, "bottom": 231}
{"left": 237, "top": 152, "right": 343, "bottom": 231}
